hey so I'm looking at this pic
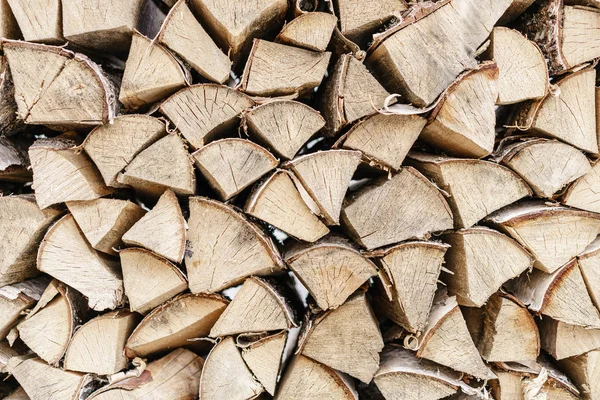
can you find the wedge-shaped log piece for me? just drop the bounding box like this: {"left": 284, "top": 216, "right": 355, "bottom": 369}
{"left": 285, "top": 236, "right": 377, "bottom": 310}
{"left": 513, "top": 68, "right": 597, "bottom": 153}
{"left": 125, "top": 293, "right": 228, "bottom": 358}
{"left": 409, "top": 153, "right": 531, "bottom": 229}
{"left": 3, "top": 40, "right": 116, "bottom": 128}
{"left": 121, "top": 248, "right": 187, "bottom": 314}
{"left": 157, "top": 0, "right": 230, "bottom": 83}
{"left": 489, "top": 27, "right": 548, "bottom": 105}
{"left": 301, "top": 292, "right": 384, "bottom": 383}
{"left": 578, "top": 238, "right": 600, "bottom": 309}
{"left": 186, "top": 197, "right": 283, "bottom": 293}
{"left": 420, "top": 63, "right": 498, "bottom": 158}
{"left": 210, "top": 277, "right": 296, "bottom": 337}
{"left": 240, "top": 40, "right": 331, "bottom": 97}
{"left": 193, "top": 139, "right": 278, "bottom": 201}
{"left": 118, "top": 134, "right": 196, "bottom": 198}
{"left": 0, "top": 277, "right": 48, "bottom": 340}
{"left": 0, "top": 137, "right": 29, "bottom": 181}
{"left": 6, "top": 0, "right": 61, "bottom": 43}
{"left": 83, "top": 115, "right": 166, "bottom": 187}
{"left": 200, "top": 337, "right": 264, "bottom": 400}
{"left": 563, "top": 160, "right": 600, "bottom": 213}
{"left": 67, "top": 199, "right": 145, "bottom": 255}
{"left": 336, "top": 0, "right": 406, "bottom": 43}
{"left": 88, "top": 348, "right": 203, "bottom": 400}
{"left": 38, "top": 214, "right": 123, "bottom": 311}
{"left": 160, "top": 84, "right": 254, "bottom": 150}
{"left": 122, "top": 190, "right": 185, "bottom": 263}
{"left": 485, "top": 202, "right": 600, "bottom": 273}
{"left": 241, "top": 331, "right": 287, "bottom": 395}
{"left": 246, "top": 170, "right": 329, "bottom": 242}
{"left": 341, "top": 167, "right": 453, "bottom": 250}
{"left": 244, "top": 100, "right": 325, "bottom": 160}
{"left": 558, "top": 349, "right": 600, "bottom": 400}
{"left": 119, "top": 32, "right": 189, "bottom": 111}
{"left": 64, "top": 311, "right": 138, "bottom": 375}
{"left": 276, "top": 12, "right": 337, "bottom": 51}
{"left": 286, "top": 150, "right": 361, "bottom": 225}
{"left": 539, "top": 317, "right": 600, "bottom": 360}
{"left": 0, "top": 195, "right": 61, "bottom": 286}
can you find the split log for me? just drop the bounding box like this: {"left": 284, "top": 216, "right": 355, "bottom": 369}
{"left": 441, "top": 227, "right": 534, "bottom": 307}
{"left": 240, "top": 40, "right": 331, "bottom": 97}
{"left": 124, "top": 292, "right": 228, "bottom": 358}
{"left": 37, "top": 214, "right": 124, "bottom": 311}
{"left": 210, "top": 277, "right": 296, "bottom": 337}
{"left": 408, "top": 153, "right": 531, "bottom": 229}
{"left": 186, "top": 197, "right": 284, "bottom": 293}
{"left": 120, "top": 248, "right": 187, "bottom": 314}
{"left": 0, "top": 56, "right": 23, "bottom": 137}
{"left": 159, "top": 84, "right": 254, "bottom": 150}
{"left": 276, "top": 12, "right": 337, "bottom": 51}
{"left": 6, "top": 0, "right": 61, "bottom": 43}
{"left": 0, "top": 195, "right": 61, "bottom": 286}
{"left": 122, "top": 190, "right": 186, "bottom": 263}
{"left": 300, "top": 292, "right": 384, "bottom": 383}
{"left": 538, "top": 317, "right": 600, "bottom": 360}
{"left": 240, "top": 331, "right": 287, "bottom": 395}
{"left": 419, "top": 63, "right": 499, "bottom": 158}
{"left": 244, "top": 100, "right": 325, "bottom": 160}
{"left": 63, "top": 311, "right": 138, "bottom": 375}
{"left": 156, "top": 0, "right": 230, "bottom": 83}
{"left": 578, "top": 237, "right": 600, "bottom": 309}
{"left": 0, "top": 137, "right": 30, "bottom": 182}
{"left": 285, "top": 235, "right": 377, "bottom": 310}
{"left": 341, "top": 167, "right": 453, "bottom": 250}
{"left": 562, "top": 159, "right": 600, "bottom": 213}
{"left": 0, "top": 0, "right": 19, "bottom": 39}
{"left": 82, "top": 115, "right": 166, "bottom": 188}
{"left": 0, "top": 341, "right": 24, "bottom": 374}
{"left": 245, "top": 170, "right": 329, "bottom": 242}
{"left": 335, "top": 0, "right": 406, "bottom": 44}
{"left": 0, "top": 277, "right": 48, "bottom": 340}
{"left": 558, "top": 349, "right": 600, "bottom": 399}
{"left": 498, "top": 0, "right": 536, "bottom": 24}
{"left": 119, "top": 32, "right": 189, "bottom": 111}
{"left": 192, "top": 138, "right": 278, "bottom": 201}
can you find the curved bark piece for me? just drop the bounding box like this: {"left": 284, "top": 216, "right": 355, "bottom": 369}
{"left": 558, "top": 350, "right": 600, "bottom": 400}
{"left": 336, "top": 0, "right": 406, "bottom": 43}
{"left": 276, "top": 12, "right": 337, "bottom": 51}
{"left": 562, "top": 159, "right": 600, "bottom": 213}
{"left": 538, "top": 317, "right": 600, "bottom": 360}
{"left": 6, "top": 0, "right": 61, "bottom": 43}
{"left": 241, "top": 331, "right": 287, "bottom": 395}
{"left": 0, "top": 277, "right": 48, "bottom": 341}
{"left": 186, "top": 197, "right": 284, "bottom": 293}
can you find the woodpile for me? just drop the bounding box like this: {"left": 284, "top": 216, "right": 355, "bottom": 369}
{"left": 3, "top": 0, "right": 600, "bottom": 399}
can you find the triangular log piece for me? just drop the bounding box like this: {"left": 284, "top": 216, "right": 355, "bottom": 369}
{"left": 558, "top": 349, "right": 600, "bottom": 400}
{"left": 336, "top": 113, "right": 427, "bottom": 171}
{"left": 122, "top": 190, "right": 186, "bottom": 263}
{"left": 192, "top": 138, "right": 278, "bottom": 201}
{"left": 276, "top": 12, "right": 337, "bottom": 51}
{"left": 210, "top": 277, "right": 296, "bottom": 337}
{"left": 320, "top": 54, "right": 391, "bottom": 136}
{"left": 368, "top": 241, "right": 448, "bottom": 333}
{"left": 416, "top": 293, "right": 496, "bottom": 380}
{"left": 3, "top": 40, "right": 117, "bottom": 129}
{"left": 6, "top": 0, "right": 61, "bottom": 43}
{"left": 0, "top": 195, "right": 61, "bottom": 286}
{"left": 335, "top": 0, "right": 406, "bottom": 44}
{"left": 489, "top": 369, "right": 524, "bottom": 400}
{"left": 285, "top": 235, "right": 377, "bottom": 310}
{"left": 341, "top": 167, "right": 453, "bottom": 250}
{"left": 7, "top": 355, "right": 94, "bottom": 400}
{"left": 498, "top": 0, "right": 536, "bottom": 24}
{"left": 63, "top": 311, "right": 139, "bottom": 375}
{"left": 0, "top": 277, "right": 48, "bottom": 340}
{"left": 118, "top": 134, "right": 196, "bottom": 198}
{"left": 0, "top": 0, "right": 19, "bottom": 40}
{"left": 125, "top": 292, "right": 228, "bottom": 358}
{"left": 67, "top": 199, "right": 146, "bottom": 255}
{"left": 285, "top": 150, "right": 361, "bottom": 225}
{"left": 88, "top": 348, "right": 203, "bottom": 400}
{"left": 62, "top": 0, "right": 164, "bottom": 53}
{"left": 488, "top": 27, "right": 548, "bottom": 105}
{"left": 244, "top": 100, "right": 325, "bottom": 160}
{"left": 0, "top": 137, "right": 29, "bottom": 182}
{"left": 512, "top": 67, "right": 597, "bottom": 153}
{"left": 300, "top": 292, "right": 384, "bottom": 383}
{"left": 497, "top": 138, "right": 591, "bottom": 199}
{"left": 200, "top": 337, "right": 264, "bottom": 400}
{"left": 408, "top": 152, "right": 531, "bottom": 229}
{"left": 441, "top": 227, "right": 534, "bottom": 307}
{"left": 485, "top": 202, "right": 600, "bottom": 273}
{"left": 156, "top": 0, "right": 230, "bottom": 83}
{"left": 38, "top": 214, "right": 124, "bottom": 311}
{"left": 186, "top": 197, "right": 284, "bottom": 293}
{"left": 119, "top": 32, "right": 189, "bottom": 111}
{"left": 159, "top": 84, "right": 254, "bottom": 150}
{"left": 245, "top": 170, "right": 329, "bottom": 242}
{"left": 538, "top": 317, "right": 600, "bottom": 360}
{"left": 240, "top": 331, "right": 288, "bottom": 395}
{"left": 240, "top": 40, "right": 331, "bottom": 97}
{"left": 419, "top": 63, "right": 499, "bottom": 158}
{"left": 578, "top": 237, "right": 600, "bottom": 309}
{"left": 275, "top": 355, "right": 357, "bottom": 400}
{"left": 562, "top": 159, "right": 600, "bottom": 213}
{"left": 82, "top": 115, "right": 166, "bottom": 188}
{"left": 366, "top": 0, "right": 511, "bottom": 106}
{"left": 120, "top": 248, "right": 188, "bottom": 315}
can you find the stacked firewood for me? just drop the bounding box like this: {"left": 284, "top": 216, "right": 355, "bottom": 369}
{"left": 1, "top": 0, "right": 600, "bottom": 398}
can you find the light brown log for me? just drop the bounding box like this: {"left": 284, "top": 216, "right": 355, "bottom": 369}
{"left": 578, "top": 237, "right": 600, "bottom": 309}
{"left": 276, "top": 12, "right": 337, "bottom": 51}
{"left": 0, "top": 277, "right": 47, "bottom": 340}
{"left": 0, "top": 137, "right": 30, "bottom": 183}
{"left": 240, "top": 331, "right": 287, "bottom": 395}
{"left": 558, "top": 349, "right": 600, "bottom": 400}
{"left": 498, "top": 0, "right": 536, "bottom": 24}
{"left": 538, "top": 317, "right": 600, "bottom": 360}
{"left": 0, "top": 0, "right": 19, "bottom": 40}
{"left": 0, "top": 56, "right": 23, "bottom": 136}
{"left": 6, "top": 0, "right": 61, "bottom": 43}
{"left": 335, "top": 0, "right": 406, "bottom": 43}
{"left": 562, "top": 159, "right": 600, "bottom": 213}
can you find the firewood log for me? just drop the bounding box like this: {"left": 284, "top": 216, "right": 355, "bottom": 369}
{"left": 0, "top": 137, "right": 30, "bottom": 182}
{"left": 6, "top": 0, "right": 61, "bottom": 43}
{"left": 0, "top": 56, "right": 23, "bottom": 136}
{"left": 577, "top": 237, "right": 600, "bottom": 309}
{"left": 558, "top": 349, "right": 600, "bottom": 399}
{"left": 498, "top": 0, "right": 536, "bottom": 24}
{"left": 335, "top": 0, "right": 406, "bottom": 44}
{"left": 240, "top": 331, "right": 287, "bottom": 395}
{"left": 0, "top": 0, "right": 19, "bottom": 40}
{"left": 538, "top": 317, "right": 600, "bottom": 360}
{"left": 562, "top": 159, "right": 600, "bottom": 213}
{"left": 276, "top": 12, "right": 337, "bottom": 52}
{"left": 0, "top": 277, "right": 48, "bottom": 340}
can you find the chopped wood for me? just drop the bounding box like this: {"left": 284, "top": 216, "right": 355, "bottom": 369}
{"left": 276, "top": 12, "right": 337, "bottom": 52}
{"left": 0, "top": 0, "right": 19, "bottom": 40}
{"left": 538, "top": 317, "right": 600, "bottom": 360}
{"left": 335, "top": 0, "right": 406, "bottom": 44}
{"left": 186, "top": 197, "right": 284, "bottom": 293}
{"left": 578, "top": 237, "right": 600, "bottom": 309}
{"left": 0, "top": 277, "right": 48, "bottom": 340}
{"left": 240, "top": 331, "right": 288, "bottom": 395}
{"left": 0, "top": 137, "right": 30, "bottom": 183}
{"left": 558, "top": 349, "right": 600, "bottom": 399}
{"left": 6, "top": 0, "right": 61, "bottom": 43}
{"left": 497, "top": 0, "right": 536, "bottom": 24}
{"left": 0, "top": 56, "right": 23, "bottom": 136}
{"left": 562, "top": 159, "right": 600, "bottom": 213}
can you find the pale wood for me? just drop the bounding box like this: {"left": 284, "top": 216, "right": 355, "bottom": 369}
{"left": 341, "top": 167, "right": 453, "bottom": 250}
{"left": 578, "top": 237, "right": 600, "bottom": 309}
{"left": 277, "top": 12, "right": 337, "bottom": 51}
{"left": 498, "top": 0, "right": 536, "bottom": 24}
{"left": 0, "top": 341, "right": 23, "bottom": 373}
{"left": 563, "top": 159, "right": 600, "bottom": 213}
{"left": 0, "top": 277, "right": 47, "bottom": 340}
{"left": 241, "top": 331, "right": 287, "bottom": 395}
{"left": 562, "top": 4, "right": 600, "bottom": 69}
{"left": 558, "top": 349, "right": 600, "bottom": 399}
{"left": 6, "top": 0, "right": 61, "bottom": 43}
{"left": 538, "top": 317, "right": 600, "bottom": 360}
{"left": 122, "top": 190, "right": 186, "bottom": 263}
{"left": 336, "top": 0, "right": 406, "bottom": 43}
{"left": 0, "top": 0, "right": 19, "bottom": 39}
